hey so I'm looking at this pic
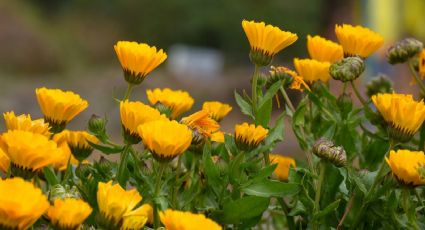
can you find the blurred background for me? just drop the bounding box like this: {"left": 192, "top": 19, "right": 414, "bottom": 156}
{"left": 0, "top": 0, "right": 424, "bottom": 158}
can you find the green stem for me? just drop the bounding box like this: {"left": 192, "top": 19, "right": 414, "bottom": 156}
{"left": 279, "top": 87, "right": 295, "bottom": 112}
{"left": 172, "top": 156, "right": 182, "bottom": 208}
{"left": 263, "top": 152, "right": 270, "bottom": 166}
{"left": 277, "top": 197, "right": 295, "bottom": 230}
{"left": 408, "top": 59, "right": 425, "bottom": 95}
{"left": 117, "top": 144, "right": 132, "bottom": 187}
{"left": 123, "top": 83, "right": 135, "bottom": 101}
{"left": 313, "top": 161, "right": 326, "bottom": 230}
{"left": 402, "top": 187, "right": 419, "bottom": 230}
{"left": 153, "top": 162, "right": 167, "bottom": 229}
{"left": 350, "top": 81, "right": 367, "bottom": 106}
{"left": 61, "top": 156, "right": 73, "bottom": 184}
{"left": 342, "top": 82, "right": 348, "bottom": 95}
{"left": 252, "top": 64, "right": 260, "bottom": 119}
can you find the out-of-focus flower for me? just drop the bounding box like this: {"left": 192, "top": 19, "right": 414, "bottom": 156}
{"left": 0, "top": 148, "right": 9, "bottom": 173}
{"left": 202, "top": 101, "right": 232, "bottom": 122}
{"left": 386, "top": 149, "right": 425, "bottom": 186}
{"left": 307, "top": 35, "right": 343, "bottom": 63}
{"left": 181, "top": 110, "right": 220, "bottom": 145}
{"left": 210, "top": 131, "right": 225, "bottom": 143}
{"left": 121, "top": 204, "right": 153, "bottom": 230}
{"left": 269, "top": 154, "right": 296, "bottom": 181}
{"left": 146, "top": 88, "right": 194, "bottom": 119}
{"left": 335, "top": 24, "right": 384, "bottom": 58}
{"left": 242, "top": 20, "right": 298, "bottom": 66}
{"left": 387, "top": 38, "right": 423, "bottom": 64}
{"left": 366, "top": 75, "right": 393, "bottom": 98}
{"left": 160, "top": 209, "right": 222, "bottom": 230}
{"left": 88, "top": 114, "right": 107, "bottom": 134}
{"left": 47, "top": 198, "right": 92, "bottom": 230}
{"left": 294, "top": 58, "right": 331, "bottom": 84}
{"left": 330, "top": 56, "right": 365, "bottom": 82}
{"left": 114, "top": 41, "right": 167, "bottom": 85}
{"left": 138, "top": 120, "right": 192, "bottom": 161}
{"left": 3, "top": 111, "right": 50, "bottom": 136}
{"left": 54, "top": 130, "right": 99, "bottom": 162}
{"left": 0, "top": 178, "right": 49, "bottom": 230}
{"left": 235, "top": 123, "right": 268, "bottom": 151}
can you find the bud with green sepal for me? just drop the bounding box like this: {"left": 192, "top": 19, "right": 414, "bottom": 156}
{"left": 330, "top": 56, "right": 365, "bottom": 82}
{"left": 366, "top": 75, "right": 393, "bottom": 98}
{"left": 387, "top": 38, "right": 423, "bottom": 64}
{"left": 312, "top": 139, "right": 347, "bottom": 167}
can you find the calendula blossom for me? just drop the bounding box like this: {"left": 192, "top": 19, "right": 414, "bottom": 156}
{"left": 307, "top": 35, "right": 343, "bottom": 63}
{"left": 242, "top": 20, "right": 298, "bottom": 66}
{"left": 53, "top": 130, "right": 99, "bottom": 162}
{"left": 202, "top": 101, "right": 232, "bottom": 122}
{"left": 121, "top": 204, "right": 153, "bottom": 230}
{"left": 210, "top": 131, "right": 225, "bottom": 143}
{"left": 269, "top": 66, "right": 310, "bottom": 91}
{"left": 0, "top": 148, "right": 9, "bottom": 173}
{"left": 335, "top": 24, "right": 384, "bottom": 58}
{"left": 47, "top": 198, "right": 93, "bottom": 230}
{"left": 114, "top": 41, "right": 167, "bottom": 85}
{"left": 386, "top": 149, "right": 425, "bottom": 186}
{"left": 235, "top": 123, "right": 268, "bottom": 151}
{"left": 294, "top": 58, "right": 331, "bottom": 84}
{"left": 160, "top": 209, "right": 222, "bottom": 230}
{"left": 181, "top": 110, "right": 220, "bottom": 144}
{"left": 269, "top": 154, "right": 296, "bottom": 181}
{"left": 0, "top": 177, "right": 49, "bottom": 230}
{"left": 372, "top": 93, "right": 425, "bottom": 141}
{"left": 146, "top": 88, "right": 194, "bottom": 119}
{"left": 3, "top": 111, "right": 50, "bottom": 136}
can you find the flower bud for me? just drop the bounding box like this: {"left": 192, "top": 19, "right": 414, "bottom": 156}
{"left": 266, "top": 66, "right": 294, "bottom": 89}
{"left": 312, "top": 139, "right": 347, "bottom": 167}
{"left": 88, "top": 114, "right": 106, "bottom": 134}
{"left": 366, "top": 75, "right": 393, "bottom": 98}
{"left": 330, "top": 56, "right": 365, "bottom": 82}
{"left": 387, "top": 38, "right": 423, "bottom": 64}
{"left": 49, "top": 184, "right": 81, "bottom": 202}
{"left": 95, "top": 156, "right": 114, "bottom": 178}
{"left": 75, "top": 162, "right": 93, "bottom": 179}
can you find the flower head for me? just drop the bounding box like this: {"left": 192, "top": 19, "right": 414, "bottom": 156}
{"left": 386, "top": 149, "right": 425, "bottom": 186}
{"left": 120, "top": 100, "right": 168, "bottom": 144}
{"left": 269, "top": 154, "right": 296, "bottom": 181}
{"left": 312, "top": 139, "right": 347, "bottom": 167}
{"left": 121, "top": 204, "right": 153, "bottom": 230}
{"left": 181, "top": 110, "right": 220, "bottom": 145}
{"left": 138, "top": 120, "right": 192, "bottom": 161}
{"left": 268, "top": 66, "right": 310, "bottom": 91}
{"left": 335, "top": 24, "right": 384, "bottom": 58}
{"left": 386, "top": 38, "right": 423, "bottom": 64}
{"left": 307, "top": 35, "right": 343, "bottom": 63}
{"left": 330, "top": 56, "right": 365, "bottom": 82}
{"left": 294, "top": 58, "right": 331, "bottom": 84}
{"left": 114, "top": 41, "right": 167, "bottom": 85}
{"left": 97, "top": 181, "right": 143, "bottom": 228}
{"left": 242, "top": 20, "right": 298, "bottom": 66}
{"left": 372, "top": 93, "right": 425, "bottom": 141}
{"left": 4, "top": 111, "right": 50, "bottom": 136}
{"left": 210, "top": 131, "right": 225, "bottom": 143}
{"left": 0, "top": 148, "right": 9, "bottom": 173}
{"left": 53, "top": 130, "right": 99, "bottom": 162}
{"left": 202, "top": 101, "right": 232, "bottom": 122}
{"left": 47, "top": 198, "right": 92, "bottom": 230}
{"left": 35, "top": 88, "right": 88, "bottom": 132}
{"left": 160, "top": 209, "right": 222, "bottom": 230}
{"left": 147, "top": 88, "right": 194, "bottom": 119}
{"left": 235, "top": 123, "right": 268, "bottom": 151}
{"left": 0, "top": 177, "right": 49, "bottom": 230}
{"left": 419, "top": 49, "right": 425, "bottom": 78}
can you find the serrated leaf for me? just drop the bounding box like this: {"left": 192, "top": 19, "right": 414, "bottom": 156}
{"left": 258, "top": 80, "right": 282, "bottom": 109}
{"left": 235, "top": 91, "right": 253, "bottom": 118}
{"left": 265, "top": 113, "right": 285, "bottom": 145}
{"left": 313, "top": 199, "right": 341, "bottom": 220}
{"left": 221, "top": 196, "right": 270, "bottom": 223}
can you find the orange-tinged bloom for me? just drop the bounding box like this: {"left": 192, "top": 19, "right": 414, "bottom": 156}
{"left": 146, "top": 88, "right": 194, "bottom": 119}
{"left": 202, "top": 101, "right": 232, "bottom": 122}
{"left": 307, "top": 35, "right": 343, "bottom": 63}
{"left": 269, "top": 154, "right": 296, "bottom": 181}
{"left": 0, "top": 177, "right": 49, "bottom": 230}
{"left": 47, "top": 198, "right": 92, "bottom": 230}
{"left": 294, "top": 58, "right": 331, "bottom": 84}
{"left": 181, "top": 110, "right": 220, "bottom": 139}
{"left": 53, "top": 130, "right": 99, "bottom": 162}
{"left": 335, "top": 24, "right": 384, "bottom": 58}
{"left": 386, "top": 149, "right": 425, "bottom": 185}
{"left": 160, "top": 209, "right": 222, "bottom": 230}
{"left": 3, "top": 111, "right": 50, "bottom": 136}
{"left": 235, "top": 123, "right": 268, "bottom": 151}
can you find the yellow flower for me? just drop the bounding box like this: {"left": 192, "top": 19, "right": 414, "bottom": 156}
{"left": 35, "top": 88, "right": 88, "bottom": 132}
{"left": 210, "top": 131, "right": 225, "bottom": 143}
{"left": 294, "top": 58, "right": 331, "bottom": 84}
{"left": 372, "top": 93, "right": 425, "bottom": 141}
{"left": 242, "top": 20, "right": 298, "bottom": 66}
{"left": 335, "top": 24, "right": 384, "bottom": 58}
{"left": 121, "top": 204, "right": 153, "bottom": 230}
{"left": 138, "top": 120, "right": 192, "bottom": 161}
{"left": 268, "top": 66, "right": 310, "bottom": 92}
{"left": 235, "top": 123, "right": 268, "bottom": 151}
{"left": 3, "top": 111, "right": 50, "bottom": 136}
{"left": 181, "top": 110, "right": 220, "bottom": 143}
{"left": 202, "top": 101, "right": 232, "bottom": 122}
{"left": 0, "top": 130, "right": 63, "bottom": 178}
{"left": 269, "top": 154, "right": 296, "bottom": 181}
{"left": 0, "top": 148, "right": 9, "bottom": 173}
{"left": 146, "top": 88, "right": 194, "bottom": 119}
{"left": 307, "top": 35, "right": 343, "bottom": 63}
{"left": 0, "top": 177, "right": 49, "bottom": 230}
{"left": 386, "top": 149, "right": 425, "bottom": 186}
{"left": 120, "top": 100, "right": 168, "bottom": 144}
{"left": 47, "top": 198, "right": 92, "bottom": 230}
{"left": 160, "top": 209, "right": 222, "bottom": 230}
{"left": 97, "top": 181, "right": 143, "bottom": 228}
{"left": 114, "top": 41, "right": 167, "bottom": 85}
{"left": 419, "top": 49, "right": 425, "bottom": 78}
{"left": 53, "top": 130, "right": 99, "bottom": 162}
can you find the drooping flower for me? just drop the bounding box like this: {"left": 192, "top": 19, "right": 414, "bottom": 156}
{"left": 0, "top": 177, "right": 49, "bottom": 230}
{"left": 419, "top": 49, "right": 425, "bottom": 78}
{"left": 3, "top": 111, "right": 50, "bottom": 136}
{"left": 114, "top": 41, "right": 167, "bottom": 85}
{"left": 202, "top": 101, "right": 232, "bottom": 122}
{"left": 294, "top": 58, "right": 331, "bottom": 84}
{"left": 120, "top": 100, "right": 168, "bottom": 144}
{"left": 307, "top": 35, "right": 343, "bottom": 63}
{"left": 35, "top": 88, "right": 88, "bottom": 133}
{"left": 138, "top": 120, "right": 192, "bottom": 161}
{"left": 97, "top": 181, "right": 143, "bottom": 228}
{"left": 242, "top": 20, "right": 298, "bottom": 66}
{"left": 269, "top": 154, "right": 296, "bottom": 181}
{"left": 53, "top": 130, "right": 99, "bottom": 162}
{"left": 47, "top": 198, "right": 92, "bottom": 230}
{"left": 386, "top": 149, "right": 425, "bottom": 186}
{"left": 372, "top": 93, "right": 425, "bottom": 141}
{"left": 160, "top": 209, "right": 222, "bottom": 230}
{"left": 268, "top": 66, "right": 310, "bottom": 91}
{"left": 121, "top": 204, "right": 153, "bottom": 230}
{"left": 146, "top": 88, "right": 194, "bottom": 119}
{"left": 0, "top": 130, "right": 63, "bottom": 178}
{"left": 235, "top": 123, "right": 268, "bottom": 151}
{"left": 181, "top": 110, "right": 220, "bottom": 145}
{"left": 335, "top": 24, "right": 384, "bottom": 58}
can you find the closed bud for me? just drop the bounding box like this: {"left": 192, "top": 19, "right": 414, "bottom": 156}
{"left": 88, "top": 114, "right": 106, "bottom": 134}
{"left": 330, "top": 56, "right": 365, "bottom": 82}
{"left": 75, "top": 162, "right": 93, "bottom": 179}
{"left": 313, "top": 139, "right": 347, "bottom": 167}
{"left": 387, "top": 38, "right": 423, "bottom": 64}
{"left": 366, "top": 75, "right": 393, "bottom": 98}
{"left": 95, "top": 156, "right": 114, "bottom": 178}
{"left": 49, "top": 184, "right": 81, "bottom": 202}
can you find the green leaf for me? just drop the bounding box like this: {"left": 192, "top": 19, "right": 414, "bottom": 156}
{"left": 241, "top": 180, "right": 299, "bottom": 197}
{"left": 320, "top": 162, "right": 344, "bottom": 209}
{"left": 221, "top": 196, "right": 270, "bottom": 223}
{"left": 258, "top": 80, "right": 281, "bottom": 109}
{"left": 43, "top": 166, "right": 59, "bottom": 186}
{"left": 229, "top": 152, "right": 246, "bottom": 184}
{"left": 235, "top": 91, "right": 253, "bottom": 118}
{"left": 255, "top": 96, "right": 273, "bottom": 127}
{"left": 313, "top": 199, "right": 341, "bottom": 220}
{"left": 249, "top": 163, "right": 277, "bottom": 184}
{"left": 88, "top": 141, "right": 124, "bottom": 154}
{"left": 202, "top": 144, "right": 222, "bottom": 192}
{"left": 265, "top": 113, "right": 285, "bottom": 145}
